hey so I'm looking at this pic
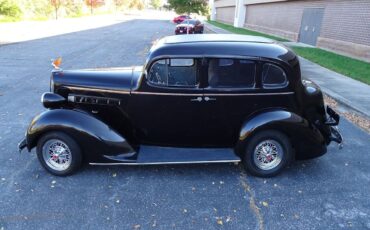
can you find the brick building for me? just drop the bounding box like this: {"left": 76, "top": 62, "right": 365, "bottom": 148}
{"left": 209, "top": 0, "right": 370, "bottom": 61}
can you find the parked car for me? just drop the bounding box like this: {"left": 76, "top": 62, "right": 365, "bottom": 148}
{"left": 173, "top": 15, "right": 191, "bottom": 24}
{"left": 175, "top": 19, "right": 204, "bottom": 35}
{"left": 18, "top": 34, "right": 342, "bottom": 177}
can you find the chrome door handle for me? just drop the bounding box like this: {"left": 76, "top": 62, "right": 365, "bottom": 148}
{"left": 204, "top": 96, "right": 216, "bottom": 101}
{"left": 190, "top": 96, "right": 202, "bottom": 102}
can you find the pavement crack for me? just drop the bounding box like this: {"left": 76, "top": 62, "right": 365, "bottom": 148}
{"left": 239, "top": 170, "right": 264, "bottom": 230}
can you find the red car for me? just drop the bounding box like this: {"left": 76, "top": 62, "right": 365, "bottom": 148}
{"left": 173, "top": 15, "right": 191, "bottom": 24}
{"left": 175, "top": 19, "right": 204, "bottom": 35}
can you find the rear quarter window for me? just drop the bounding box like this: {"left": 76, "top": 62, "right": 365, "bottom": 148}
{"left": 262, "top": 63, "right": 288, "bottom": 89}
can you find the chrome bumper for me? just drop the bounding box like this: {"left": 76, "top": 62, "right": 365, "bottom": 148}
{"left": 18, "top": 138, "right": 27, "bottom": 153}
{"left": 325, "top": 106, "right": 343, "bottom": 148}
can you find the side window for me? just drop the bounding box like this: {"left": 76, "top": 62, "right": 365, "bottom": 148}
{"left": 262, "top": 63, "right": 288, "bottom": 88}
{"left": 148, "top": 58, "right": 198, "bottom": 87}
{"left": 208, "top": 58, "right": 256, "bottom": 88}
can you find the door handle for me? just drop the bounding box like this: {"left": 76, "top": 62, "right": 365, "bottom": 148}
{"left": 190, "top": 96, "right": 202, "bottom": 102}
{"left": 204, "top": 96, "right": 216, "bottom": 102}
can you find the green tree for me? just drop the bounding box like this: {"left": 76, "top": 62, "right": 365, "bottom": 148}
{"left": 168, "top": 0, "right": 208, "bottom": 15}
{"left": 0, "top": 0, "right": 22, "bottom": 19}
{"left": 112, "top": 0, "right": 130, "bottom": 11}
{"left": 64, "top": 0, "right": 83, "bottom": 17}
{"left": 129, "top": 0, "right": 144, "bottom": 10}
{"left": 150, "top": 0, "right": 161, "bottom": 9}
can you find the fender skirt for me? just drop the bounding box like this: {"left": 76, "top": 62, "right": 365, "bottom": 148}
{"left": 236, "top": 110, "right": 327, "bottom": 160}
{"left": 25, "top": 109, "right": 136, "bottom": 163}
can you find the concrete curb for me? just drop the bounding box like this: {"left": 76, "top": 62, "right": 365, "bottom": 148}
{"left": 204, "top": 23, "right": 370, "bottom": 119}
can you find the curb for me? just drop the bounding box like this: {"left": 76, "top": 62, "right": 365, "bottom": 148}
{"left": 204, "top": 23, "right": 370, "bottom": 120}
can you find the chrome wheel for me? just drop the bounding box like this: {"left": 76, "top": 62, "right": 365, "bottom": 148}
{"left": 253, "top": 140, "right": 283, "bottom": 170}
{"left": 42, "top": 139, "right": 72, "bottom": 171}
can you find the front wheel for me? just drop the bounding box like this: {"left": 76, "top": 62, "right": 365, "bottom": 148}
{"left": 243, "top": 130, "right": 293, "bottom": 177}
{"left": 36, "top": 131, "right": 82, "bottom": 176}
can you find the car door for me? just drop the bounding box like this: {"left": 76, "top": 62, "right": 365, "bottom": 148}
{"left": 202, "top": 58, "right": 259, "bottom": 147}
{"left": 127, "top": 58, "right": 205, "bottom": 147}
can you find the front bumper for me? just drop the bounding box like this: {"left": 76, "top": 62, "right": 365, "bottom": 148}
{"left": 325, "top": 106, "right": 343, "bottom": 148}
{"left": 18, "top": 137, "right": 27, "bottom": 153}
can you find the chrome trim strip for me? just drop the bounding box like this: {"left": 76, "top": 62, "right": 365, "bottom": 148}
{"left": 89, "top": 159, "right": 240, "bottom": 166}
{"left": 131, "top": 91, "right": 203, "bottom": 96}
{"left": 203, "top": 92, "right": 295, "bottom": 96}
{"left": 130, "top": 91, "right": 294, "bottom": 96}
{"left": 66, "top": 86, "right": 130, "bottom": 95}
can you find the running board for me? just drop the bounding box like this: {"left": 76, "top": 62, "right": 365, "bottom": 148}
{"left": 90, "top": 146, "right": 240, "bottom": 166}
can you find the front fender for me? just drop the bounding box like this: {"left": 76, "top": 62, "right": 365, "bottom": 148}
{"left": 236, "top": 109, "right": 327, "bottom": 160}
{"left": 26, "top": 109, "right": 135, "bottom": 162}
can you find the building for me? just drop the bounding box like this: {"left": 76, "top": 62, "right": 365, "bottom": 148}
{"left": 209, "top": 0, "right": 370, "bottom": 61}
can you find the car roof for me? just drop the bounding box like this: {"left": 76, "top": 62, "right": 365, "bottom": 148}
{"left": 164, "top": 34, "right": 273, "bottom": 44}
{"left": 146, "top": 34, "right": 297, "bottom": 65}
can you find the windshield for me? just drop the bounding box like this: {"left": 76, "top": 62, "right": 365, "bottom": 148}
{"left": 182, "top": 20, "right": 197, "bottom": 25}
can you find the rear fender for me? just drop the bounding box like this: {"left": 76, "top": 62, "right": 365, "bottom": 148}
{"left": 236, "top": 109, "right": 327, "bottom": 160}
{"left": 26, "top": 109, "right": 135, "bottom": 162}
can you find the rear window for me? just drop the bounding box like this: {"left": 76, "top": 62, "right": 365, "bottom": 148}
{"left": 208, "top": 58, "right": 256, "bottom": 88}
{"left": 262, "top": 63, "right": 288, "bottom": 88}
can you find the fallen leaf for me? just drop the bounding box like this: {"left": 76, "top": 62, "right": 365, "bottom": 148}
{"left": 345, "top": 163, "right": 349, "bottom": 166}
{"left": 107, "top": 217, "right": 110, "bottom": 220}
{"left": 226, "top": 216, "right": 231, "bottom": 222}
{"left": 51, "top": 180, "right": 56, "bottom": 184}
{"left": 263, "top": 180, "right": 267, "bottom": 184}
{"left": 274, "top": 184, "right": 278, "bottom": 187}
{"left": 191, "top": 187, "right": 196, "bottom": 191}
{"left": 1, "top": 178, "right": 5, "bottom": 181}
{"left": 116, "top": 199, "right": 120, "bottom": 204}
{"left": 51, "top": 185, "right": 55, "bottom": 188}
{"left": 294, "top": 214, "right": 300, "bottom": 219}
{"left": 298, "top": 190, "right": 303, "bottom": 194}
{"left": 152, "top": 220, "right": 157, "bottom": 227}
{"left": 112, "top": 173, "right": 117, "bottom": 177}
{"left": 262, "top": 201, "right": 268, "bottom": 207}
{"left": 219, "top": 181, "right": 224, "bottom": 184}
{"left": 216, "top": 218, "right": 223, "bottom": 225}
{"left": 183, "top": 209, "right": 187, "bottom": 213}
{"left": 212, "top": 181, "right": 215, "bottom": 185}
{"left": 133, "top": 224, "right": 141, "bottom": 229}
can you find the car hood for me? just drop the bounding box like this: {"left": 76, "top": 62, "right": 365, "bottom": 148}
{"left": 52, "top": 66, "right": 143, "bottom": 93}
{"left": 177, "top": 23, "right": 194, "bottom": 28}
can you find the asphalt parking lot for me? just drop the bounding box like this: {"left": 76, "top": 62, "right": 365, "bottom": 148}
{"left": 1, "top": 16, "right": 370, "bottom": 230}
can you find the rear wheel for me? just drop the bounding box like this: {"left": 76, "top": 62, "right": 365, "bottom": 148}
{"left": 243, "top": 130, "right": 293, "bottom": 177}
{"left": 36, "top": 132, "right": 82, "bottom": 176}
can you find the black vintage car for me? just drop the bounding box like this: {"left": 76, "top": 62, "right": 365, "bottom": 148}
{"left": 19, "top": 34, "right": 342, "bottom": 177}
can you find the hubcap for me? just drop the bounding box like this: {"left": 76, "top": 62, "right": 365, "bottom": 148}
{"left": 253, "top": 140, "right": 283, "bottom": 170}
{"left": 42, "top": 139, "right": 72, "bottom": 171}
